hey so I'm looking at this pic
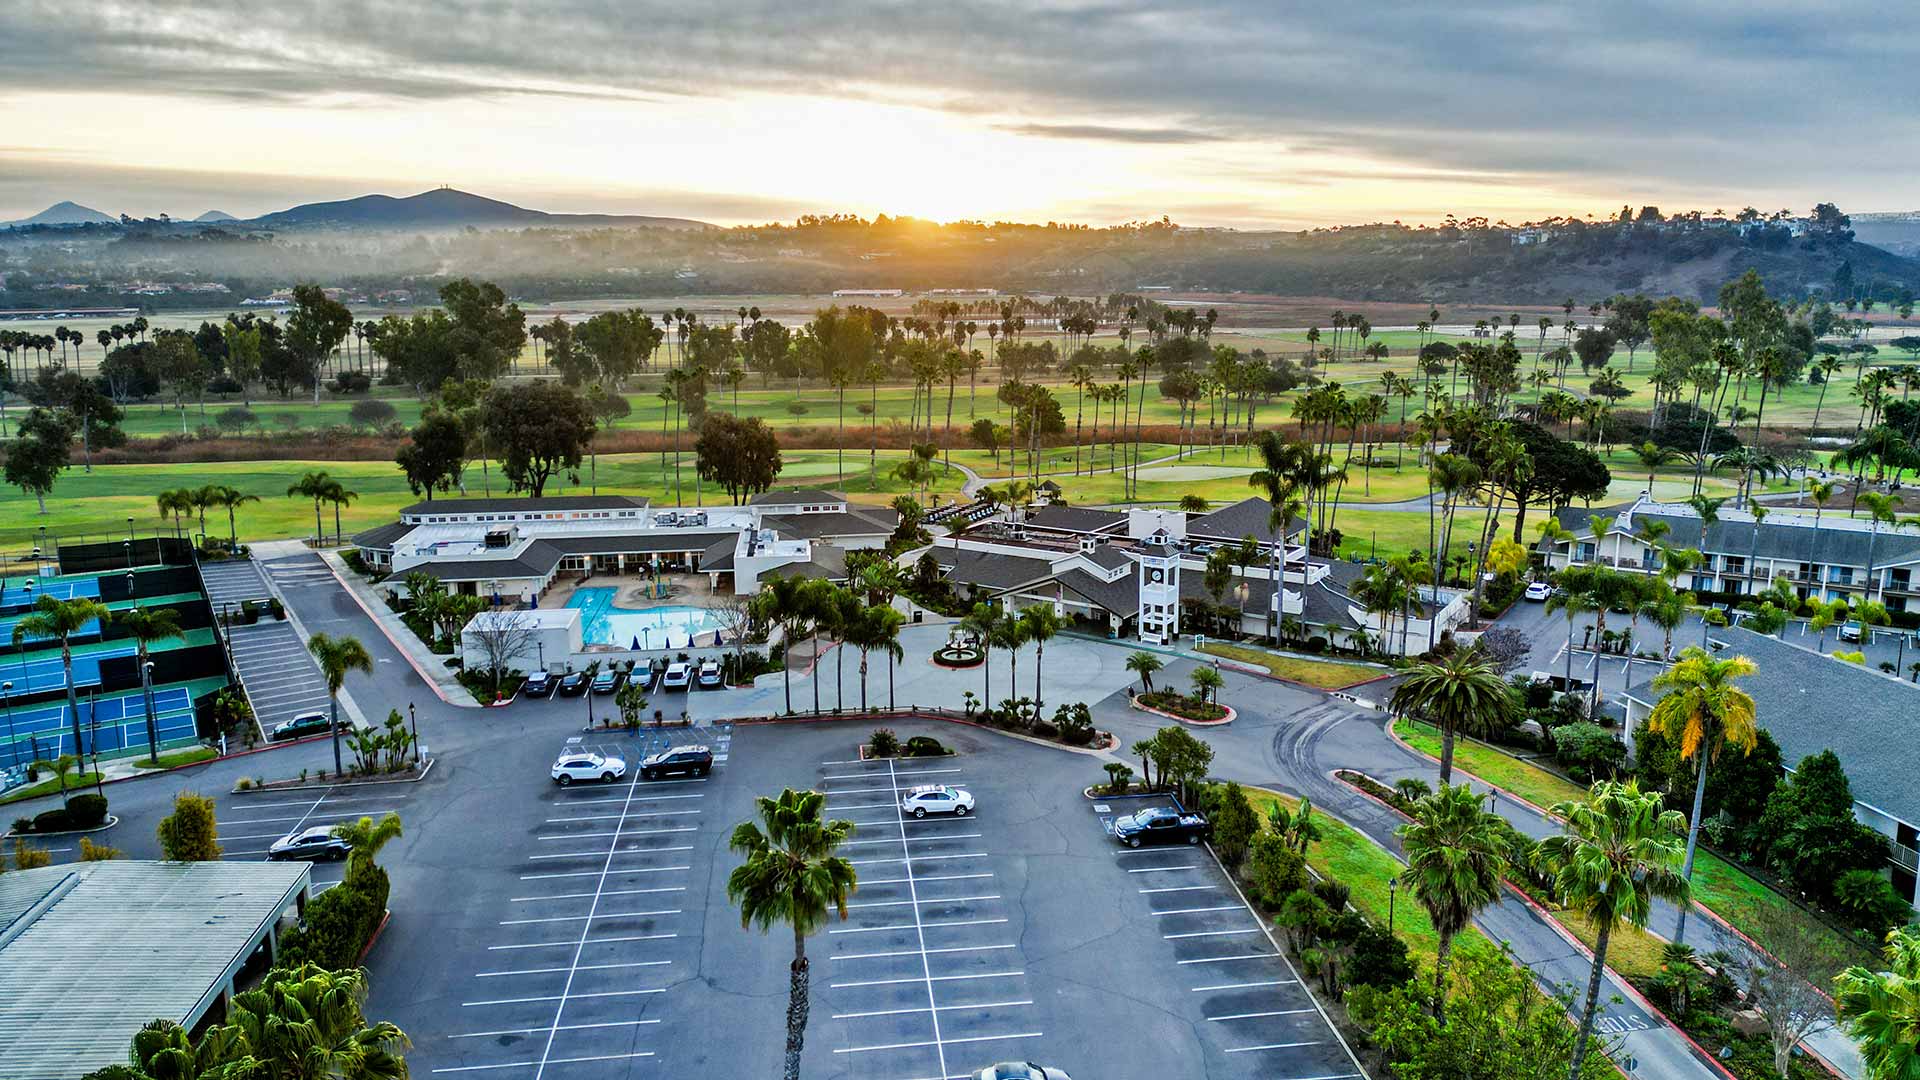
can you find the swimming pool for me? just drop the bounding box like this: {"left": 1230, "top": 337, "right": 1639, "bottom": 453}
{"left": 566, "top": 588, "right": 726, "bottom": 648}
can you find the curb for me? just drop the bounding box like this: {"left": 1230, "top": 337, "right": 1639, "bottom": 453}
{"left": 316, "top": 552, "right": 477, "bottom": 709}
{"left": 231, "top": 756, "right": 437, "bottom": 795}
{"left": 2, "top": 814, "right": 120, "bottom": 839}
{"left": 1129, "top": 696, "right": 1235, "bottom": 726}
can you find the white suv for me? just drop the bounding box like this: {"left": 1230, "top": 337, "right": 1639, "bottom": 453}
{"left": 901, "top": 784, "right": 974, "bottom": 818}
{"left": 552, "top": 751, "right": 626, "bottom": 786}
{"left": 660, "top": 662, "right": 692, "bottom": 691}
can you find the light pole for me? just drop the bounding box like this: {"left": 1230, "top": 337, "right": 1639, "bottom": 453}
{"left": 140, "top": 659, "right": 158, "bottom": 766}
{"left": 408, "top": 702, "right": 419, "bottom": 766}
{"left": 2, "top": 681, "right": 15, "bottom": 773}
{"left": 1388, "top": 874, "right": 1400, "bottom": 933}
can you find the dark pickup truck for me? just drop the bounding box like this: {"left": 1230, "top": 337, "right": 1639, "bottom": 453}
{"left": 1112, "top": 806, "right": 1212, "bottom": 848}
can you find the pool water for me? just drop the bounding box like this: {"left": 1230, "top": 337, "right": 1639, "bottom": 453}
{"left": 567, "top": 588, "right": 725, "bottom": 648}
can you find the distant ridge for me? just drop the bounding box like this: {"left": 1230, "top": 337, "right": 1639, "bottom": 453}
{"left": 194, "top": 209, "right": 238, "bottom": 222}
{"left": 245, "top": 187, "right": 709, "bottom": 231}
{"left": 3, "top": 200, "right": 116, "bottom": 228}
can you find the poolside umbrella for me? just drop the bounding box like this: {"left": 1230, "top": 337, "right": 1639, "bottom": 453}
{"left": 632, "top": 635, "right": 642, "bottom": 650}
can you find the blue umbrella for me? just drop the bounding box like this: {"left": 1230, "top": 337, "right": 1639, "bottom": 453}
{"left": 631, "top": 635, "right": 642, "bottom": 650}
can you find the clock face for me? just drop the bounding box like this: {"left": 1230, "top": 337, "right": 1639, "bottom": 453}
{"left": 1148, "top": 569, "right": 1164, "bottom": 584}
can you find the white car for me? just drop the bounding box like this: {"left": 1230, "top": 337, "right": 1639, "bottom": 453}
{"left": 901, "top": 784, "right": 975, "bottom": 818}
{"left": 551, "top": 751, "right": 626, "bottom": 786}
{"left": 1524, "top": 581, "right": 1553, "bottom": 602}
{"left": 696, "top": 659, "right": 723, "bottom": 688}
{"left": 1838, "top": 621, "right": 1863, "bottom": 643}
{"left": 660, "top": 662, "right": 692, "bottom": 691}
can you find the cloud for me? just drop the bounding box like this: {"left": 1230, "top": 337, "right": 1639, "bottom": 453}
{"left": 992, "top": 122, "right": 1229, "bottom": 145}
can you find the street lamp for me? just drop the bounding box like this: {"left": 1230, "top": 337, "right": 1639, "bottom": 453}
{"left": 408, "top": 702, "right": 419, "bottom": 766}
{"left": 1388, "top": 874, "right": 1400, "bottom": 933}
{"left": 1, "top": 681, "right": 15, "bottom": 773}
{"left": 140, "top": 660, "right": 158, "bottom": 766}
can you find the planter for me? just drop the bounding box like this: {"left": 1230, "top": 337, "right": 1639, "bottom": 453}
{"left": 4, "top": 814, "right": 119, "bottom": 839}
{"left": 1131, "top": 692, "right": 1235, "bottom": 726}
{"left": 232, "top": 758, "right": 436, "bottom": 793}
{"left": 930, "top": 645, "right": 985, "bottom": 669}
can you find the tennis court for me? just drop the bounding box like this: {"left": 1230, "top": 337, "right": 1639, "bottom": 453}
{"left": 0, "top": 575, "right": 101, "bottom": 608}
{"left": 1, "top": 684, "right": 197, "bottom": 765}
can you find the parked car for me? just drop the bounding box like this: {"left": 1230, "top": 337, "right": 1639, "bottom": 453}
{"left": 557, "top": 670, "right": 590, "bottom": 696}
{"left": 591, "top": 668, "right": 624, "bottom": 694}
{"left": 901, "top": 784, "right": 974, "bottom": 818}
{"left": 972, "top": 1064, "right": 1071, "bottom": 1080}
{"left": 270, "top": 711, "right": 330, "bottom": 741}
{"left": 551, "top": 750, "right": 626, "bottom": 786}
{"left": 1524, "top": 581, "right": 1553, "bottom": 602}
{"left": 521, "top": 670, "right": 555, "bottom": 698}
{"left": 696, "top": 659, "right": 723, "bottom": 688}
{"left": 267, "top": 825, "right": 351, "bottom": 861}
{"left": 1839, "top": 621, "right": 1864, "bottom": 643}
{"left": 639, "top": 745, "right": 712, "bottom": 780}
{"left": 660, "top": 662, "right": 692, "bottom": 691}
{"left": 1112, "top": 806, "right": 1212, "bottom": 848}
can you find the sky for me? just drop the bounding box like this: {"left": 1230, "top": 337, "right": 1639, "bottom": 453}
{"left": 2, "top": 1, "right": 1915, "bottom": 229}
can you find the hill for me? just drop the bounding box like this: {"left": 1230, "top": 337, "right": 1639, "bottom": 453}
{"left": 245, "top": 187, "right": 708, "bottom": 231}
{"left": 194, "top": 210, "right": 238, "bottom": 222}
{"left": 1851, "top": 212, "right": 1920, "bottom": 257}
{"left": 3, "top": 200, "right": 115, "bottom": 228}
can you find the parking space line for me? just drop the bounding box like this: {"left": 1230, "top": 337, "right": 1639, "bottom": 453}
{"left": 534, "top": 827, "right": 698, "bottom": 840}
{"left": 830, "top": 916, "right": 1007, "bottom": 935}
{"left": 1222, "top": 1041, "right": 1325, "bottom": 1054}
{"left": 543, "top": 807, "right": 700, "bottom": 821}
{"left": 1177, "top": 952, "right": 1281, "bottom": 965}
{"left": 830, "top": 969, "right": 1023, "bottom": 989}
{"left": 834, "top": 1032, "right": 1042, "bottom": 1055}
{"left": 488, "top": 932, "right": 678, "bottom": 950}
{"left": 1125, "top": 865, "right": 1195, "bottom": 874}
{"left": 833, "top": 944, "right": 1015, "bottom": 962}
{"left": 1191, "top": 980, "right": 1296, "bottom": 992}
{"left": 1165, "top": 928, "right": 1262, "bottom": 940}
{"left": 821, "top": 801, "right": 895, "bottom": 810}
{"left": 478, "top": 959, "right": 672, "bottom": 977}
{"left": 499, "top": 909, "right": 680, "bottom": 925}
{"left": 847, "top": 852, "right": 986, "bottom": 866}
{"left": 462, "top": 988, "right": 663, "bottom": 1007}
{"left": 832, "top": 998, "right": 1031, "bottom": 1020}
{"left": 1139, "top": 885, "right": 1220, "bottom": 894}
{"left": 1152, "top": 905, "right": 1244, "bottom": 916}
{"left": 449, "top": 1021, "right": 659, "bottom": 1040}
{"left": 526, "top": 845, "right": 692, "bottom": 860}
{"left": 219, "top": 807, "right": 400, "bottom": 825}
{"left": 888, "top": 758, "right": 947, "bottom": 1080}
{"left": 509, "top": 886, "right": 684, "bottom": 903}
{"left": 847, "top": 894, "right": 999, "bottom": 910}
{"left": 839, "top": 833, "right": 982, "bottom": 847}
{"left": 1207, "top": 1009, "right": 1315, "bottom": 1022}
{"left": 518, "top": 865, "right": 689, "bottom": 880}
{"left": 821, "top": 768, "right": 962, "bottom": 781}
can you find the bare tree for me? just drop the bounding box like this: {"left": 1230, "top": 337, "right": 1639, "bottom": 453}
{"left": 714, "top": 592, "right": 756, "bottom": 671}
{"left": 463, "top": 609, "right": 540, "bottom": 694}
{"left": 1728, "top": 904, "right": 1843, "bottom": 1079}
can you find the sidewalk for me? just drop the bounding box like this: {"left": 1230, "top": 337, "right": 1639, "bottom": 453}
{"left": 311, "top": 548, "right": 476, "bottom": 707}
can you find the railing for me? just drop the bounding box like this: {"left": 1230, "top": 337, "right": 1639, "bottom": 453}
{"left": 1893, "top": 841, "right": 1919, "bottom": 875}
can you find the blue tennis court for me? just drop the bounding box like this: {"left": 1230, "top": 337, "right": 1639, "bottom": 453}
{"left": 1, "top": 643, "right": 134, "bottom": 695}
{"left": 0, "top": 612, "right": 102, "bottom": 645}
{"left": 0, "top": 576, "right": 101, "bottom": 608}
{"left": 1, "top": 685, "right": 195, "bottom": 765}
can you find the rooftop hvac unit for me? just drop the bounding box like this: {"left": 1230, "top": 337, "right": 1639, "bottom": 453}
{"left": 484, "top": 529, "right": 513, "bottom": 549}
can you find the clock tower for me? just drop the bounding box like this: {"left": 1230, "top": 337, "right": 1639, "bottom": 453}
{"left": 1135, "top": 529, "right": 1181, "bottom": 645}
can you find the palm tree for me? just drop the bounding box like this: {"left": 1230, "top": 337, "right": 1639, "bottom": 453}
{"left": 1632, "top": 441, "right": 1680, "bottom": 494}
{"left": 1020, "top": 604, "right": 1063, "bottom": 711}
{"left": 332, "top": 811, "right": 404, "bottom": 871}
{"left": 308, "top": 632, "right": 372, "bottom": 776}
{"left": 727, "top": 788, "right": 858, "bottom": 1080}
{"left": 206, "top": 484, "right": 260, "bottom": 550}
{"left": 13, "top": 595, "right": 113, "bottom": 767}
{"left": 1397, "top": 782, "right": 1508, "bottom": 1021}
{"left": 189, "top": 484, "right": 217, "bottom": 539}
{"left": 156, "top": 488, "right": 194, "bottom": 541}
{"left": 1534, "top": 780, "right": 1691, "bottom": 1080}
{"left": 1647, "top": 646, "right": 1758, "bottom": 946}
{"left": 287, "top": 471, "right": 333, "bottom": 545}
{"left": 1388, "top": 648, "right": 1513, "bottom": 784}
{"left": 1858, "top": 492, "right": 1904, "bottom": 603}
{"left": 323, "top": 479, "right": 359, "bottom": 546}
{"left": 133, "top": 963, "right": 410, "bottom": 1080}
{"left": 1832, "top": 927, "right": 1920, "bottom": 1080}
{"left": 991, "top": 612, "right": 1030, "bottom": 717}
{"left": 962, "top": 603, "right": 1005, "bottom": 706}
{"left": 1126, "top": 650, "right": 1163, "bottom": 693}
{"left": 751, "top": 575, "right": 814, "bottom": 716}
{"left": 117, "top": 607, "right": 184, "bottom": 765}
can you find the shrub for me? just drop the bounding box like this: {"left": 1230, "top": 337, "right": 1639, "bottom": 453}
{"left": 903, "top": 735, "right": 948, "bottom": 757}
{"left": 1246, "top": 832, "right": 1308, "bottom": 908}
{"left": 1833, "top": 869, "right": 1914, "bottom": 935}
{"left": 67, "top": 794, "right": 109, "bottom": 829}
{"left": 868, "top": 728, "right": 900, "bottom": 758}
{"left": 1053, "top": 702, "right": 1095, "bottom": 746}
{"left": 1101, "top": 762, "right": 1134, "bottom": 795}
{"left": 32, "top": 807, "right": 74, "bottom": 832}
{"left": 11, "top": 817, "right": 30, "bottom": 835}
{"left": 1208, "top": 782, "right": 1260, "bottom": 867}
{"left": 1305, "top": 636, "right": 1328, "bottom": 654}
{"left": 1346, "top": 922, "right": 1417, "bottom": 991}
{"left": 1311, "top": 877, "right": 1352, "bottom": 911}
{"left": 11, "top": 838, "right": 51, "bottom": 869}
{"left": 156, "top": 792, "right": 222, "bottom": 860}
{"left": 279, "top": 861, "right": 389, "bottom": 968}
{"left": 1552, "top": 722, "right": 1627, "bottom": 782}
{"left": 78, "top": 837, "right": 123, "bottom": 860}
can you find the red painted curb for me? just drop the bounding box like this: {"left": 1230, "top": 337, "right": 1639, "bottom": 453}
{"left": 356, "top": 908, "right": 393, "bottom": 965}
{"left": 319, "top": 557, "right": 471, "bottom": 707}
{"left": 1130, "top": 696, "right": 1235, "bottom": 726}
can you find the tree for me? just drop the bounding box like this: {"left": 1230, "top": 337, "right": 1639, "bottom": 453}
{"left": 13, "top": 594, "right": 113, "bottom": 769}
{"left": 117, "top": 607, "right": 184, "bottom": 764}
{"left": 695, "top": 413, "right": 784, "bottom": 504}
{"left": 150, "top": 332, "right": 209, "bottom": 429}
{"left": 1833, "top": 927, "right": 1920, "bottom": 1080}
{"left": 5, "top": 407, "right": 74, "bottom": 513}
{"left": 285, "top": 283, "right": 354, "bottom": 405}
{"left": 332, "top": 811, "right": 403, "bottom": 873}
{"left": 221, "top": 319, "right": 264, "bottom": 401}
{"left": 287, "top": 470, "right": 332, "bottom": 543}
{"left": 439, "top": 277, "right": 528, "bottom": 382}
{"left": 1019, "top": 604, "right": 1063, "bottom": 711}
{"left": 1389, "top": 649, "right": 1514, "bottom": 784}
{"left": 1397, "top": 782, "right": 1508, "bottom": 1020}
{"left": 1727, "top": 901, "right": 1844, "bottom": 1079}
{"left": 204, "top": 484, "right": 260, "bottom": 550}
{"left": 1534, "top": 780, "right": 1691, "bottom": 1080}
{"left": 1755, "top": 750, "right": 1891, "bottom": 904}
{"left": 1188, "top": 665, "right": 1224, "bottom": 705}
{"left": 726, "top": 789, "right": 858, "bottom": 1080}
{"left": 1646, "top": 645, "right": 1758, "bottom": 945}
{"left": 751, "top": 575, "right": 814, "bottom": 715}
{"left": 395, "top": 410, "right": 467, "bottom": 501}
{"left": 347, "top": 398, "right": 396, "bottom": 430}
{"left": 125, "top": 963, "right": 409, "bottom": 1080}
{"left": 479, "top": 381, "right": 597, "bottom": 497}
{"left": 156, "top": 791, "right": 222, "bottom": 860}
{"left": 1146, "top": 724, "right": 1214, "bottom": 803}
{"left": 464, "top": 608, "right": 537, "bottom": 696}
{"left": 308, "top": 632, "right": 371, "bottom": 776}
{"left": 321, "top": 478, "right": 357, "bottom": 545}
{"left": 1126, "top": 650, "right": 1163, "bottom": 693}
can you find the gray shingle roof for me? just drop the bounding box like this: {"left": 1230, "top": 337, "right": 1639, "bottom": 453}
{"left": 761, "top": 510, "right": 894, "bottom": 540}
{"left": 1187, "top": 496, "right": 1306, "bottom": 545}
{"left": 1056, "top": 567, "right": 1139, "bottom": 616}
{"left": 351, "top": 521, "right": 414, "bottom": 551}
{"left": 749, "top": 489, "right": 845, "bottom": 506}
{"left": 420, "top": 539, "right": 565, "bottom": 581}
{"left": 400, "top": 494, "right": 649, "bottom": 516}
{"left": 935, "top": 548, "right": 1058, "bottom": 591}
{"left": 1624, "top": 625, "right": 1920, "bottom": 826}
{"left": 700, "top": 536, "right": 739, "bottom": 571}
{"left": 1549, "top": 502, "right": 1920, "bottom": 569}
{"left": 1024, "top": 503, "right": 1126, "bottom": 534}
{"left": 1084, "top": 545, "right": 1133, "bottom": 571}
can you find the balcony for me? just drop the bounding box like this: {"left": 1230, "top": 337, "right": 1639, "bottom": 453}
{"left": 1894, "top": 841, "right": 1919, "bottom": 875}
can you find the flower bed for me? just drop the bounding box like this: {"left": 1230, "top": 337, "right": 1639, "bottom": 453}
{"left": 931, "top": 644, "right": 984, "bottom": 668}
{"left": 1135, "top": 689, "right": 1230, "bottom": 724}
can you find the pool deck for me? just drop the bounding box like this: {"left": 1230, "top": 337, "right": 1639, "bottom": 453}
{"left": 537, "top": 572, "right": 730, "bottom": 612}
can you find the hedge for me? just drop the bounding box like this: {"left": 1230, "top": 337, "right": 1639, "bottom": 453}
{"left": 278, "top": 862, "right": 389, "bottom": 968}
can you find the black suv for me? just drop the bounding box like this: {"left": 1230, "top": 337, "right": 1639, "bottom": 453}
{"left": 521, "top": 670, "right": 555, "bottom": 698}
{"left": 557, "top": 670, "right": 590, "bottom": 696}
{"left": 640, "top": 745, "right": 713, "bottom": 780}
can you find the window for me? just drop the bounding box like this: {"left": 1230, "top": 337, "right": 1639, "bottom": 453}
{"left": 1890, "top": 568, "right": 1911, "bottom": 591}
{"left": 1576, "top": 542, "right": 1596, "bottom": 562}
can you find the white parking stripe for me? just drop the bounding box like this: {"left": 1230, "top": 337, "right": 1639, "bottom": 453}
{"left": 1177, "top": 952, "right": 1281, "bottom": 965}
{"left": 832, "top": 999, "right": 1031, "bottom": 1020}
{"left": 462, "top": 988, "right": 663, "bottom": 1007}
{"left": 1165, "top": 928, "right": 1262, "bottom": 940}
{"left": 1139, "top": 885, "right": 1221, "bottom": 894}
{"left": 830, "top": 916, "right": 1006, "bottom": 935}
{"left": 526, "top": 845, "right": 692, "bottom": 860}
{"left": 846, "top": 894, "right": 999, "bottom": 910}
{"left": 834, "top": 1032, "right": 1042, "bottom": 1055}
{"left": 450, "top": 1020, "right": 660, "bottom": 1039}
{"left": 499, "top": 909, "right": 680, "bottom": 925}
{"left": 534, "top": 827, "right": 697, "bottom": 840}
{"left": 518, "top": 865, "right": 688, "bottom": 880}
{"left": 847, "top": 852, "right": 986, "bottom": 866}
{"left": 838, "top": 833, "right": 982, "bottom": 847}
{"left": 858, "top": 872, "right": 995, "bottom": 886}
{"left": 509, "top": 886, "right": 684, "bottom": 903}
{"left": 1208, "top": 1009, "right": 1315, "bottom": 1022}
{"left": 486, "top": 932, "right": 676, "bottom": 951}
{"left": 821, "top": 768, "right": 962, "bottom": 780}
{"left": 430, "top": 1051, "right": 656, "bottom": 1073}
{"left": 1126, "top": 865, "right": 1195, "bottom": 874}
{"left": 1223, "top": 1041, "right": 1325, "bottom": 1054}
{"left": 833, "top": 944, "right": 1015, "bottom": 962}
{"left": 1191, "top": 979, "right": 1296, "bottom": 992}
{"left": 830, "top": 969, "right": 1022, "bottom": 989}
{"left": 478, "top": 960, "right": 672, "bottom": 978}
{"left": 1152, "top": 905, "right": 1244, "bottom": 916}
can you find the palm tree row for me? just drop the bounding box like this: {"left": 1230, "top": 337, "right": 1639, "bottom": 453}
{"left": 958, "top": 600, "right": 1064, "bottom": 717}
{"left": 748, "top": 570, "right": 908, "bottom": 715}
{"left": 157, "top": 483, "right": 259, "bottom": 549}
{"left": 287, "top": 470, "right": 358, "bottom": 546}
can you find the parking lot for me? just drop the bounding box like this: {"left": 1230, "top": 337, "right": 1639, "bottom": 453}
{"left": 217, "top": 782, "right": 415, "bottom": 894}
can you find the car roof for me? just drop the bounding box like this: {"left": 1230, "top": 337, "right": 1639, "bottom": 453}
{"left": 668, "top": 744, "right": 709, "bottom": 754}
{"left": 290, "top": 711, "right": 327, "bottom": 722}
{"left": 907, "top": 784, "right": 956, "bottom": 795}
{"left": 558, "top": 751, "right": 603, "bottom": 762}
{"left": 291, "top": 825, "right": 338, "bottom": 840}
{"left": 666, "top": 662, "right": 690, "bottom": 671}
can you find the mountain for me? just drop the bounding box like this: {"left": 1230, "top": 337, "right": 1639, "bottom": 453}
{"left": 194, "top": 209, "right": 237, "bottom": 222}
{"left": 4, "top": 200, "right": 115, "bottom": 227}
{"left": 244, "top": 187, "right": 709, "bottom": 231}
{"left": 1851, "top": 212, "right": 1920, "bottom": 257}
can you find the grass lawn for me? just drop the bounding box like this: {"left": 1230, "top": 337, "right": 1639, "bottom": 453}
{"left": 1244, "top": 785, "right": 1496, "bottom": 971}
{"left": 2, "top": 773, "right": 105, "bottom": 806}
{"left": 1553, "top": 908, "right": 1668, "bottom": 981}
{"left": 1392, "top": 718, "right": 1876, "bottom": 979}
{"left": 131, "top": 747, "right": 219, "bottom": 770}
{"left": 1197, "top": 642, "right": 1382, "bottom": 689}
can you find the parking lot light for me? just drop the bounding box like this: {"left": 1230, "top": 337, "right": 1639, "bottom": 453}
{"left": 1388, "top": 873, "right": 1399, "bottom": 932}
{"left": 409, "top": 703, "right": 419, "bottom": 765}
